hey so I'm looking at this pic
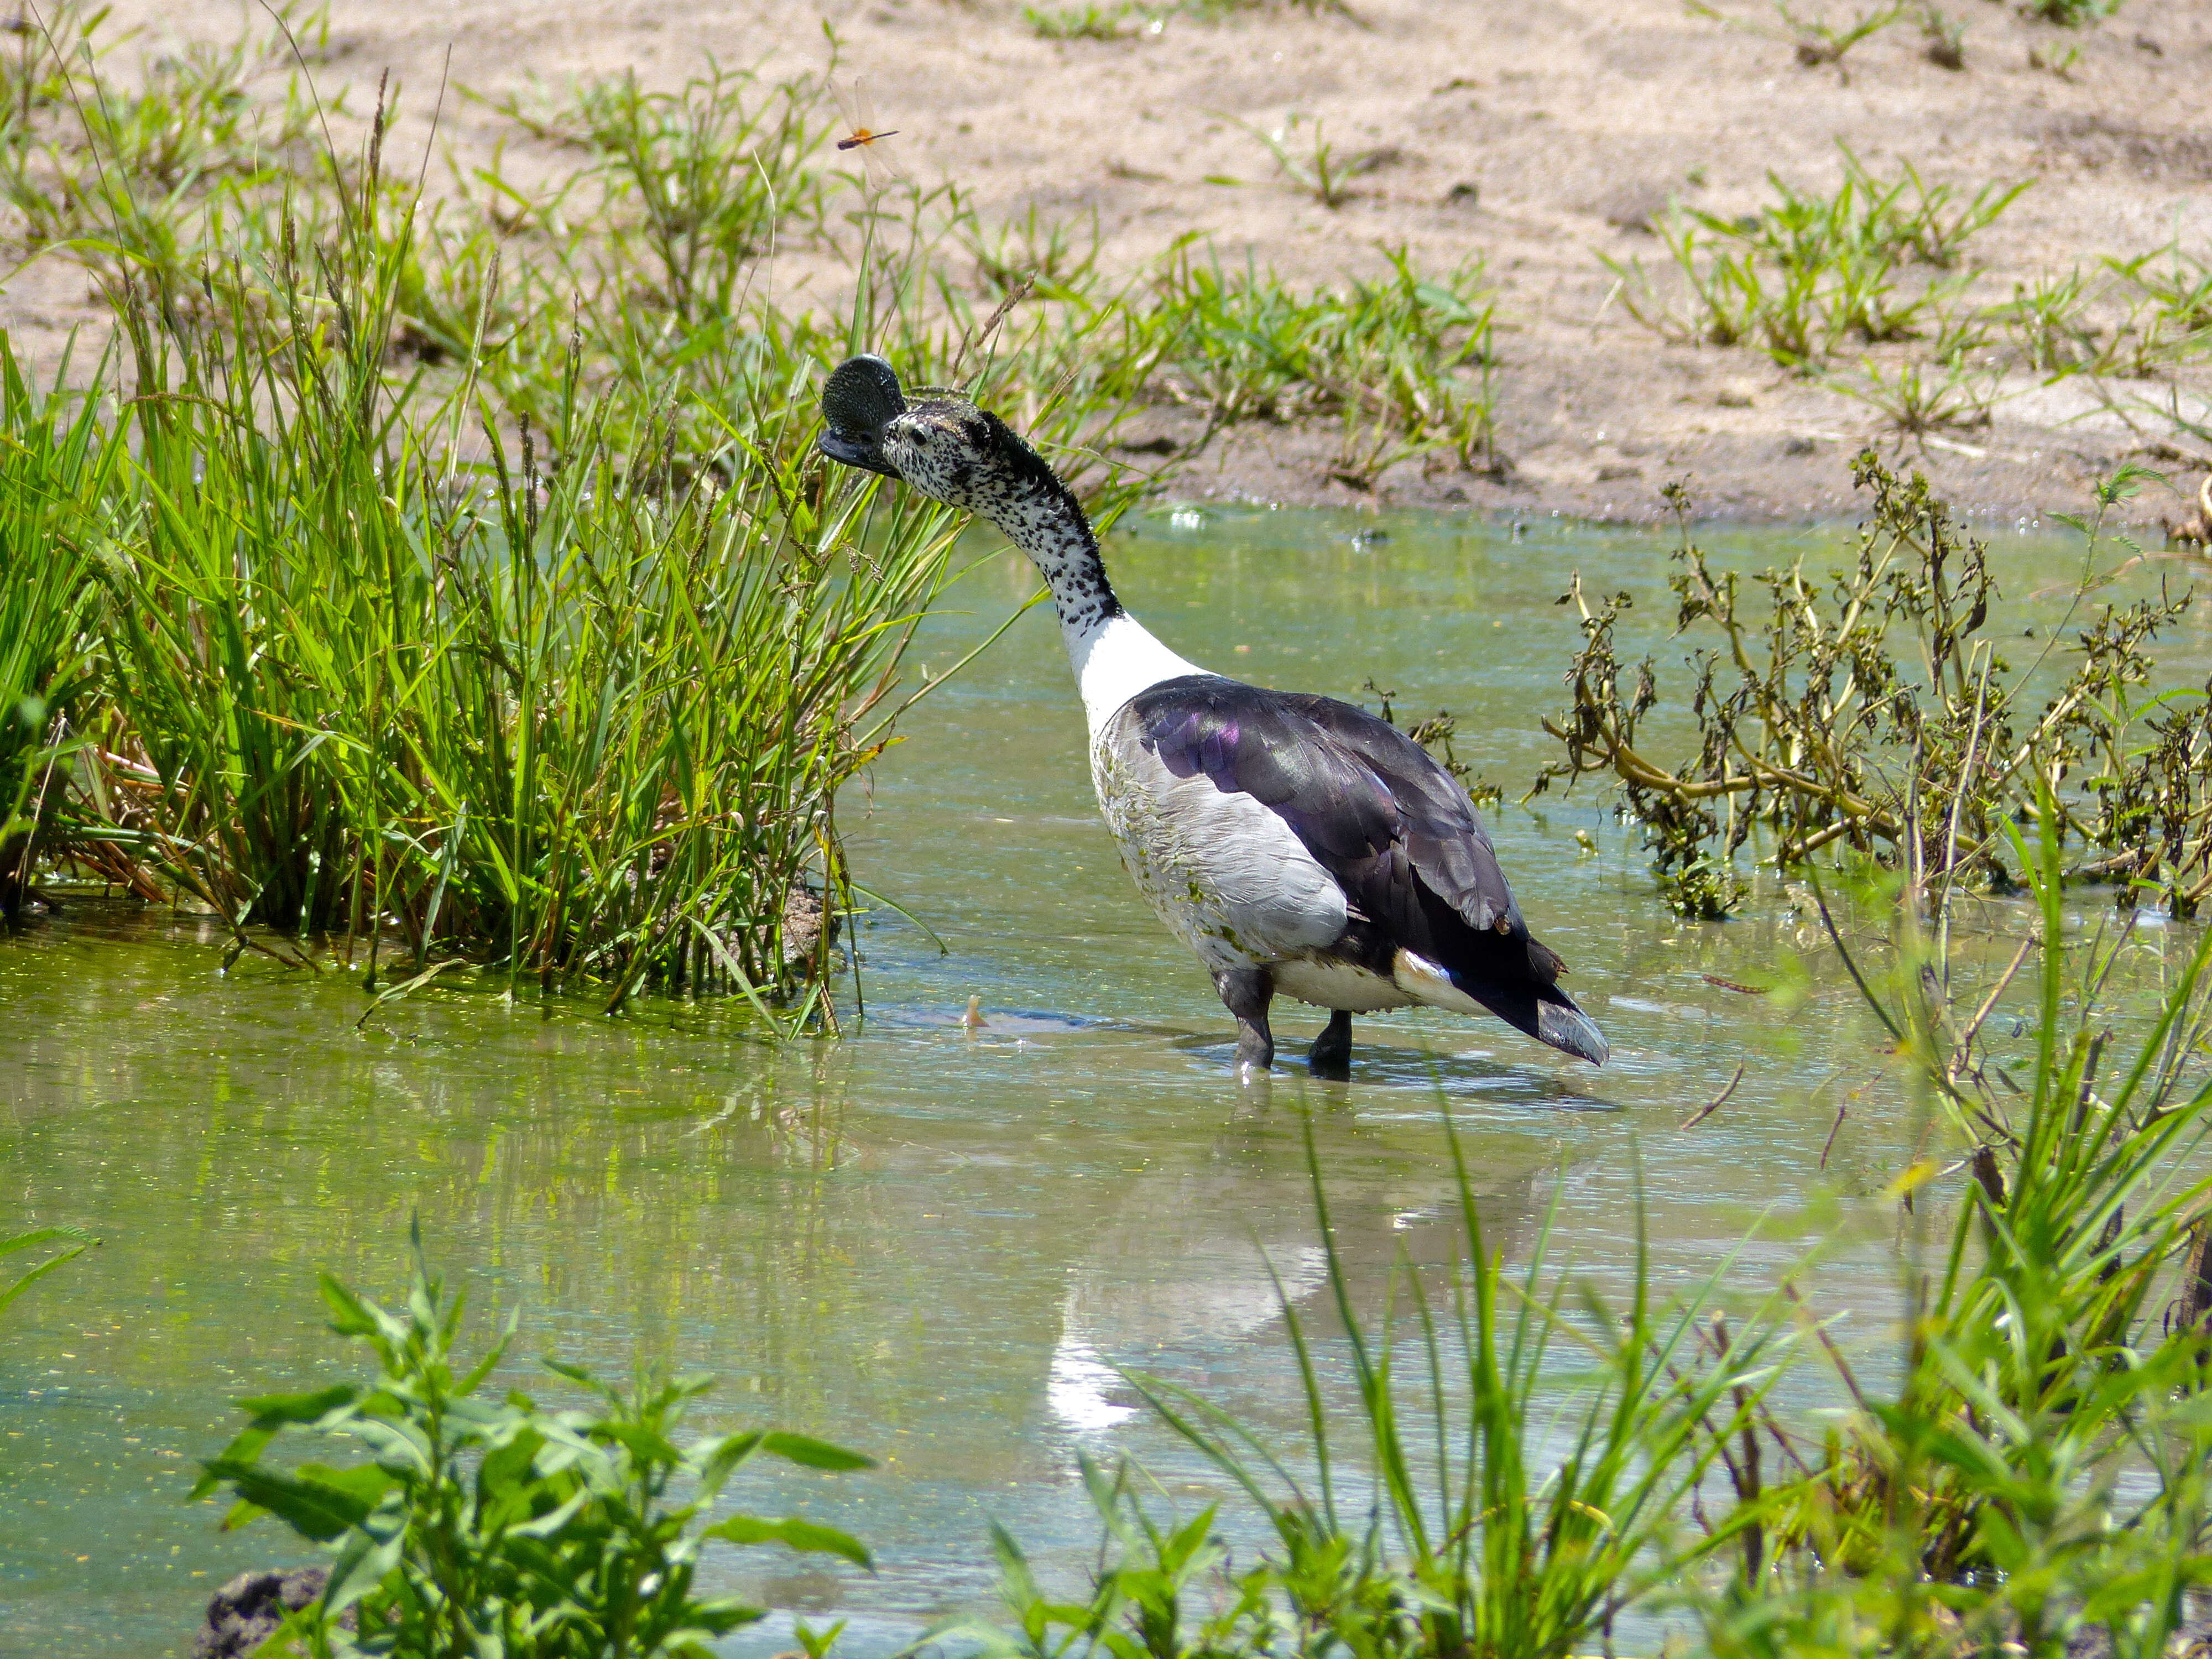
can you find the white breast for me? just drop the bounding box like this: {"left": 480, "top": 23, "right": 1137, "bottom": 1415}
{"left": 1066, "top": 613, "right": 1205, "bottom": 736}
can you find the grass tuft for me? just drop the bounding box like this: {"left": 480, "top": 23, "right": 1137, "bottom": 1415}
{"left": 1603, "top": 145, "right": 2026, "bottom": 372}
{"left": 1146, "top": 242, "right": 1498, "bottom": 473}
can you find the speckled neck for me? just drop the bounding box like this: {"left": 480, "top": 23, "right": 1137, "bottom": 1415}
{"left": 972, "top": 467, "right": 1123, "bottom": 646}
{"left": 972, "top": 455, "right": 1202, "bottom": 734}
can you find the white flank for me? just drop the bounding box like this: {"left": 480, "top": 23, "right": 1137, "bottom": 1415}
{"left": 1392, "top": 948, "right": 1488, "bottom": 1017}
{"left": 1274, "top": 957, "right": 1413, "bottom": 1013}
{"left": 1067, "top": 612, "right": 1204, "bottom": 735}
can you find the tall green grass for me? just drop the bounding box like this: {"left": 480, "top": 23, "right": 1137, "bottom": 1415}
{"left": 3, "top": 47, "right": 967, "bottom": 1007}
{"left": 0, "top": 338, "right": 126, "bottom": 921}
{"left": 1120, "top": 1126, "right": 1782, "bottom": 1659}
{"left": 0, "top": 42, "right": 994, "bottom": 1006}
{"left": 80, "top": 138, "right": 970, "bottom": 1006}
{"left": 1705, "top": 811, "right": 2212, "bottom": 1656}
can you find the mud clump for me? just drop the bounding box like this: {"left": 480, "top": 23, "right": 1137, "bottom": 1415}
{"left": 191, "top": 1567, "right": 329, "bottom": 1659}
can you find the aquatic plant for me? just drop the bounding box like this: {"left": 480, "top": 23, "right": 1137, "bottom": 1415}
{"left": 40, "top": 101, "right": 969, "bottom": 1009}
{"left": 1532, "top": 456, "right": 2210, "bottom": 918}
{"left": 0, "top": 27, "right": 995, "bottom": 1007}
{"left": 100, "top": 219, "right": 966, "bottom": 1009}
{"left": 193, "top": 1220, "right": 875, "bottom": 1659}
{"left": 1362, "top": 679, "right": 1504, "bottom": 806}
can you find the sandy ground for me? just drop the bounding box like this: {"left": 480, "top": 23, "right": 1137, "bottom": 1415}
{"left": 23, "top": 0, "right": 2212, "bottom": 526}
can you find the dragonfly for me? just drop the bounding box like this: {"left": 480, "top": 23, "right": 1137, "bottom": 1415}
{"left": 833, "top": 77, "right": 901, "bottom": 191}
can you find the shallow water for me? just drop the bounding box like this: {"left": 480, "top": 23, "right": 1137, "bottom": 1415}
{"left": 5, "top": 504, "right": 2209, "bottom": 1656}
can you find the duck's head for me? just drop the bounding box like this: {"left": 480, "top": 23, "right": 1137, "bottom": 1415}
{"left": 817, "top": 354, "right": 1075, "bottom": 532}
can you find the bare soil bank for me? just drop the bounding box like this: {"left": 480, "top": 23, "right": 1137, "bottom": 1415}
{"left": 24, "top": 0, "right": 2212, "bottom": 529}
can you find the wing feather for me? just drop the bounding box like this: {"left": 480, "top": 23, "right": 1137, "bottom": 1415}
{"left": 1128, "top": 676, "right": 1522, "bottom": 951}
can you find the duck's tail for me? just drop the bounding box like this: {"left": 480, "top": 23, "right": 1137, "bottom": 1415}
{"left": 1531, "top": 995, "right": 1610, "bottom": 1066}
{"left": 1392, "top": 938, "right": 1610, "bottom": 1067}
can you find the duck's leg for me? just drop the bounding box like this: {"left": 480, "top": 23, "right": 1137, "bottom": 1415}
{"left": 1214, "top": 968, "right": 1275, "bottom": 1076}
{"left": 1308, "top": 1010, "right": 1353, "bottom": 1078}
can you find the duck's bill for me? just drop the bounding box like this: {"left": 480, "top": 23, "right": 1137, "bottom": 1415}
{"left": 817, "top": 427, "right": 898, "bottom": 477}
